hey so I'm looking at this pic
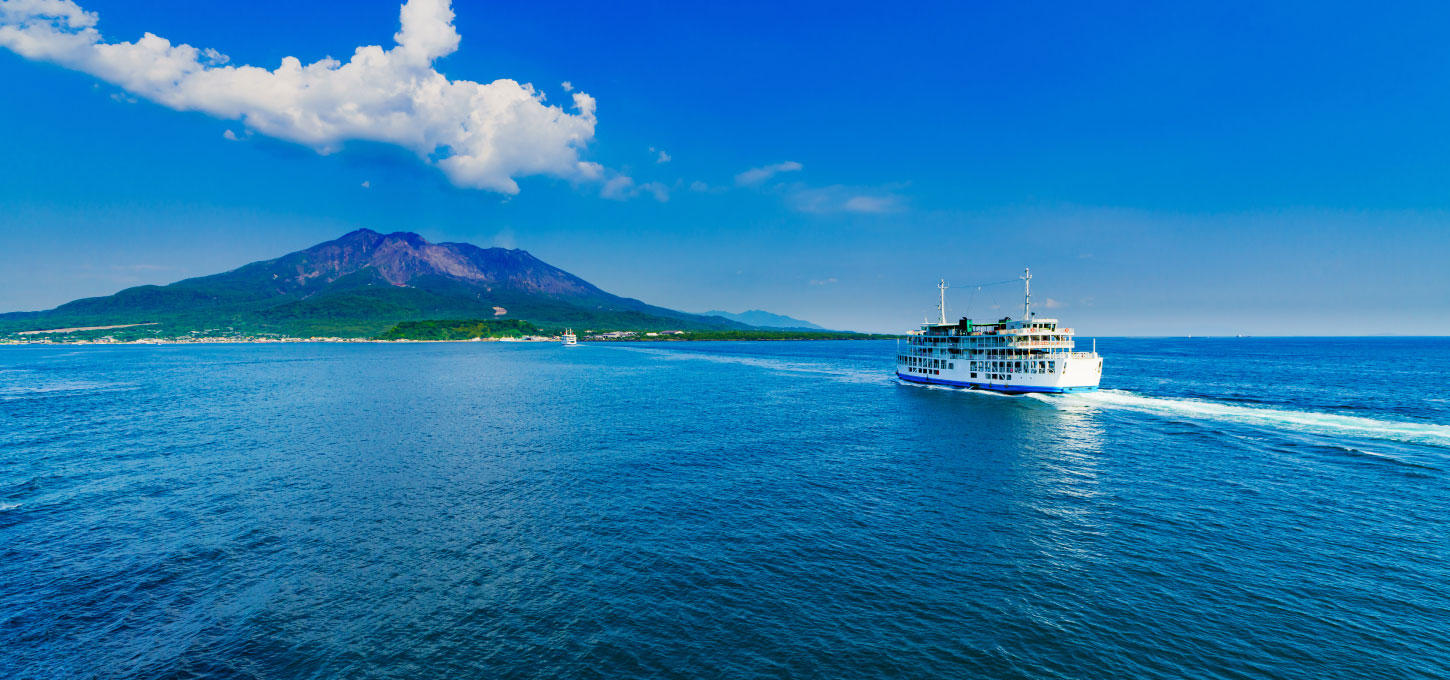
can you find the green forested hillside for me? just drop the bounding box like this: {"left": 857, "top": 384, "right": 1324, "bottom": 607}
{"left": 376, "top": 319, "right": 541, "bottom": 340}
{"left": 0, "top": 230, "right": 752, "bottom": 339}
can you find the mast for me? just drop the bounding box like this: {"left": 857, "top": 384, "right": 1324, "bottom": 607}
{"left": 1021, "top": 267, "right": 1032, "bottom": 324}
{"left": 937, "top": 279, "right": 949, "bottom": 325}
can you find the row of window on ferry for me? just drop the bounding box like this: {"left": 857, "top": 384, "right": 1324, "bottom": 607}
{"left": 898, "top": 356, "right": 1059, "bottom": 374}
{"left": 908, "top": 336, "right": 1070, "bottom": 345}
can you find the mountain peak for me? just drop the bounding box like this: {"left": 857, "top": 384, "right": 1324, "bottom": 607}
{"left": 380, "top": 231, "right": 431, "bottom": 247}
{"left": 337, "top": 228, "right": 383, "bottom": 241}
{"left": 703, "top": 309, "right": 826, "bottom": 330}
{"left": 2, "top": 228, "right": 754, "bottom": 336}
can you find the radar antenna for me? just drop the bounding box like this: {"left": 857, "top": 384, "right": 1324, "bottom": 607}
{"left": 938, "top": 279, "right": 949, "bottom": 325}
{"left": 1021, "top": 268, "right": 1032, "bottom": 323}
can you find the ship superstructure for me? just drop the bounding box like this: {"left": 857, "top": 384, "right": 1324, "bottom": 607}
{"left": 561, "top": 329, "right": 578, "bottom": 346}
{"left": 895, "top": 269, "right": 1102, "bottom": 393}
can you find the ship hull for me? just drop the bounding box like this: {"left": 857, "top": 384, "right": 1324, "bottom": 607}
{"left": 896, "top": 372, "right": 1099, "bottom": 394}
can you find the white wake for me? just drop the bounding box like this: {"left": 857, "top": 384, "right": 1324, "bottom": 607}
{"left": 1044, "top": 390, "right": 1450, "bottom": 449}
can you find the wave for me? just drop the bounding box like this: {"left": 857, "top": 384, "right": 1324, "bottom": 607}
{"left": 1044, "top": 390, "right": 1450, "bottom": 449}
{"left": 609, "top": 345, "right": 889, "bottom": 385}
{"left": 0, "top": 380, "right": 136, "bottom": 400}
{"left": 896, "top": 379, "right": 1026, "bottom": 398}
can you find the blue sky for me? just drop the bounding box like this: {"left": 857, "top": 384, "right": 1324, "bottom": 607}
{"left": 2, "top": 0, "right": 1448, "bottom": 334}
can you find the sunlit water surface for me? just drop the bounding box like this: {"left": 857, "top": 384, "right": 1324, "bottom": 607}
{"left": 1, "top": 338, "right": 1447, "bottom": 679}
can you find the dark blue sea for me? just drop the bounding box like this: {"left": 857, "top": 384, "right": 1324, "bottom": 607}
{"left": 2, "top": 338, "right": 1448, "bottom": 679}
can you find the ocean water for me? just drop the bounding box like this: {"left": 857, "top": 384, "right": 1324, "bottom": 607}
{"left": 1, "top": 338, "right": 1447, "bottom": 679}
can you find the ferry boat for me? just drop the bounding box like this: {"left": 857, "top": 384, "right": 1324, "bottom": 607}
{"left": 561, "top": 329, "right": 578, "bottom": 346}
{"left": 896, "top": 269, "right": 1102, "bottom": 393}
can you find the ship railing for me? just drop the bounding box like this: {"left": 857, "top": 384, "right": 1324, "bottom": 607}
{"left": 998, "top": 328, "right": 1074, "bottom": 336}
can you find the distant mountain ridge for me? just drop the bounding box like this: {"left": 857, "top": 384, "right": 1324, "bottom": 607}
{"left": 0, "top": 229, "right": 751, "bottom": 337}
{"left": 702, "top": 310, "right": 827, "bottom": 331}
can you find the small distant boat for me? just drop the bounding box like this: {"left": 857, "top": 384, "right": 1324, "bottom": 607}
{"left": 561, "top": 329, "right": 578, "bottom": 346}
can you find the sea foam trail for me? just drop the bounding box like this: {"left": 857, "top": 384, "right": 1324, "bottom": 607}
{"left": 1048, "top": 390, "right": 1450, "bottom": 449}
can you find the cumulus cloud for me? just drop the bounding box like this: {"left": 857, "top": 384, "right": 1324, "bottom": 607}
{"left": 561, "top": 80, "right": 573, "bottom": 92}
{"left": 655, "top": 149, "right": 671, "bottom": 163}
{"left": 0, "top": 0, "right": 601, "bottom": 194}
{"left": 222, "top": 129, "right": 238, "bottom": 141}
{"left": 735, "top": 160, "right": 802, "bottom": 186}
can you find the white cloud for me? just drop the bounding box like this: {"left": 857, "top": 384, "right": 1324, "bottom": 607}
{"left": 222, "top": 129, "right": 238, "bottom": 141}
{"left": 656, "top": 149, "right": 671, "bottom": 163}
{"left": 735, "top": 160, "right": 802, "bottom": 186}
{"left": 600, "top": 176, "right": 634, "bottom": 200}
{"left": 841, "top": 195, "right": 902, "bottom": 213}
{"left": 1043, "top": 298, "right": 1065, "bottom": 309}
{"left": 561, "top": 80, "right": 572, "bottom": 92}
{"left": 786, "top": 184, "right": 905, "bottom": 214}
{"left": 600, "top": 175, "right": 668, "bottom": 202}
{"left": 361, "top": 180, "right": 370, "bottom": 188}
{"left": 0, "top": 0, "right": 601, "bottom": 194}
{"left": 809, "top": 277, "right": 838, "bottom": 286}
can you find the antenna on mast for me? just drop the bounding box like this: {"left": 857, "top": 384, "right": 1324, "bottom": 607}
{"left": 1021, "top": 268, "right": 1032, "bottom": 323}
{"left": 938, "top": 279, "right": 949, "bottom": 325}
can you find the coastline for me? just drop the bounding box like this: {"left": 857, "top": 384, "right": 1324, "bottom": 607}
{"left": 0, "top": 335, "right": 899, "bottom": 346}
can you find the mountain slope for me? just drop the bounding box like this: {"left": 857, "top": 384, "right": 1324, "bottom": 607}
{"left": 702, "top": 309, "right": 827, "bottom": 331}
{"left": 0, "top": 230, "right": 749, "bottom": 337}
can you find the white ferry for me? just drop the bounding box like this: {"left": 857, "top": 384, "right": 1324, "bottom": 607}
{"left": 896, "top": 269, "right": 1102, "bottom": 393}
{"left": 561, "top": 329, "right": 578, "bottom": 346}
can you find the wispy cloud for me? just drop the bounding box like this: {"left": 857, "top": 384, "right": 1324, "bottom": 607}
{"left": 0, "top": 0, "right": 602, "bottom": 194}
{"left": 786, "top": 184, "right": 906, "bottom": 214}
{"left": 491, "top": 228, "right": 517, "bottom": 249}
{"left": 735, "top": 161, "right": 802, "bottom": 186}
{"left": 841, "top": 195, "right": 903, "bottom": 213}
{"left": 222, "top": 129, "right": 239, "bottom": 141}
{"left": 600, "top": 175, "right": 668, "bottom": 202}
{"left": 809, "top": 277, "right": 838, "bottom": 286}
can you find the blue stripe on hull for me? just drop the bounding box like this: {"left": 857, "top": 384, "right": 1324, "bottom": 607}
{"left": 896, "top": 372, "right": 1099, "bottom": 394}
